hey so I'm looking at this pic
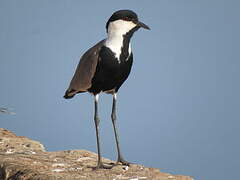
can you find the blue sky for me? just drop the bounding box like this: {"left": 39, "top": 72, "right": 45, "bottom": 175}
{"left": 1, "top": 1, "right": 240, "bottom": 180}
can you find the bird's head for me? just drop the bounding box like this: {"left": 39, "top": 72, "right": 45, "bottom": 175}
{"left": 106, "top": 10, "right": 150, "bottom": 36}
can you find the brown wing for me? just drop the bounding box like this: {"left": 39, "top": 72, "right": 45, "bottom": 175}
{"left": 64, "top": 39, "right": 105, "bottom": 98}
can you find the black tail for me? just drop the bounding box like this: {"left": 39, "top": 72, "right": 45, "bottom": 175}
{"left": 63, "top": 89, "right": 76, "bottom": 99}
{"left": 63, "top": 89, "right": 86, "bottom": 99}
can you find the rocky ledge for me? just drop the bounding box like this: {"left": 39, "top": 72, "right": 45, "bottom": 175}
{"left": 0, "top": 128, "right": 193, "bottom": 180}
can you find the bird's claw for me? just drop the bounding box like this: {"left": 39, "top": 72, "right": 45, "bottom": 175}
{"left": 94, "top": 162, "right": 113, "bottom": 170}
{"left": 117, "top": 157, "right": 131, "bottom": 166}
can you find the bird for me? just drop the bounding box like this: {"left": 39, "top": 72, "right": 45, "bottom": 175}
{"left": 0, "top": 107, "right": 15, "bottom": 115}
{"left": 64, "top": 9, "right": 150, "bottom": 169}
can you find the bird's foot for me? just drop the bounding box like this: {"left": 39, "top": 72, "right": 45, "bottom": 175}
{"left": 116, "top": 157, "right": 131, "bottom": 166}
{"left": 93, "top": 162, "right": 113, "bottom": 170}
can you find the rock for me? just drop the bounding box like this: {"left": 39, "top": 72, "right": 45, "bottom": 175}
{"left": 0, "top": 128, "right": 194, "bottom": 180}
{"left": 0, "top": 128, "right": 45, "bottom": 154}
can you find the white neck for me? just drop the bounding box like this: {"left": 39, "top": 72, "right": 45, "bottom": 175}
{"left": 105, "top": 20, "right": 136, "bottom": 61}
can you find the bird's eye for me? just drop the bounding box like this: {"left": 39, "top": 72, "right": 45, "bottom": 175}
{"left": 123, "top": 17, "right": 130, "bottom": 21}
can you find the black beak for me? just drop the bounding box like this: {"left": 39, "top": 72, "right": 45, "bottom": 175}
{"left": 137, "top": 20, "right": 150, "bottom": 30}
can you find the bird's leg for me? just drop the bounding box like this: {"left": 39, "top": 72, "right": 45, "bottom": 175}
{"left": 94, "top": 94, "right": 102, "bottom": 167}
{"left": 93, "top": 94, "right": 111, "bottom": 169}
{"left": 111, "top": 93, "right": 130, "bottom": 166}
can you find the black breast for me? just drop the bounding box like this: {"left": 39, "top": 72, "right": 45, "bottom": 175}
{"left": 88, "top": 46, "right": 133, "bottom": 94}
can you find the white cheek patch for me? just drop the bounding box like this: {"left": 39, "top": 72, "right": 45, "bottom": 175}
{"left": 107, "top": 20, "right": 136, "bottom": 36}
{"left": 105, "top": 20, "right": 136, "bottom": 61}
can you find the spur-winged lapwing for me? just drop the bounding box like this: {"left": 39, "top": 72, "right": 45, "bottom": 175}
{"left": 64, "top": 9, "right": 150, "bottom": 169}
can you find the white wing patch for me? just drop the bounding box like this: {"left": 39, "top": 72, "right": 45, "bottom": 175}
{"left": 105, "top": 20, "right": 136, "bottom": 62}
